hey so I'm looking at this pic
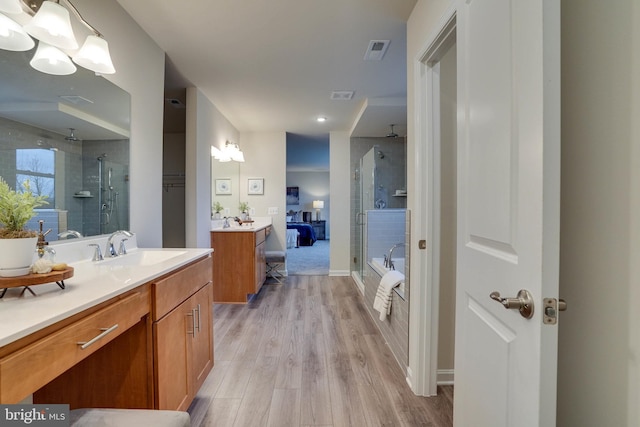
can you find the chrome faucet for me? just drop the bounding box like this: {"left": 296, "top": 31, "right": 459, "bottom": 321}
{"left": 88, "top": 244, "right": 104, "bottom": 261}
{"left": 385, "top": 243, "right": 405, "bottom": 270}
{"left": 57, "top": 230, "right": 83, "bottom": 239}
{"left": 106, "top": 230, "right": 133, "bottom": 257}
{"left": 223, "top": 217, "right": 231, "bottom": 228}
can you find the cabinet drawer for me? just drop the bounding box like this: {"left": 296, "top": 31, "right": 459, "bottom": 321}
{"left": 0, "top": 286, "right": 149, "bottom": 403}
{"left": 153, "top": 255, "right": 212, "bottom": 320}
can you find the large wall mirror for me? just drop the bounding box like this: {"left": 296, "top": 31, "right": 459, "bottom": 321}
{"left": 0, "top": 48, "right": 130, "bottom": 242}
{"left": 211, "top": 158, "right": 240, "bottom": 217}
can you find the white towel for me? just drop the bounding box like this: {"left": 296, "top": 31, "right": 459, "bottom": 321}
{"left": 373, "top": 270, "right": 404, "bottom": 321}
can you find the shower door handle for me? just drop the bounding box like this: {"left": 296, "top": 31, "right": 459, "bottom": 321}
{"left": 356, "top": 212, "right": 365, "bottom": 225}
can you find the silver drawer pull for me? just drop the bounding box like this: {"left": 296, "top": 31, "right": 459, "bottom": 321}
{"left": 195, "top": 304, "right": 201, "bottom": 333}
{"left": 77, "top": 324, "right": 119, "bottom": 349}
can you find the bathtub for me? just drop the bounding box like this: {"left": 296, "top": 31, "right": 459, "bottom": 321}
{"left": 369, "top": 257, "right": 406, "bottom": 299}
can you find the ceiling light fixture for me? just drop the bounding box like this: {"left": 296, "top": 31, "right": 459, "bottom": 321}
{"left": 211, "top": 141, "right": 245, "bottom": 163}
{"left": 0, "top": 0, "right": 115, "bottom": 75}
{"left": 317, "top": 116, "right": 327, "bottom": 123}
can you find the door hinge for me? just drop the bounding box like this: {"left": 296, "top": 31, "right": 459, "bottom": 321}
{"left": 543, "top": 298, "right": 567, "bottom": 325}
{"left": 418, "top": 240, "right": 426, "bottom": 250}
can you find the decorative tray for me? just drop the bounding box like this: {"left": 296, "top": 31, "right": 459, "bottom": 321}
{"left": 0, "top": 267, "right": 74, "bottom": 297}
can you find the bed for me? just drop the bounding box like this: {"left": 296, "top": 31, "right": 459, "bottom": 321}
{"left": 286, "top": 222, "right": 317, "bottom": 246}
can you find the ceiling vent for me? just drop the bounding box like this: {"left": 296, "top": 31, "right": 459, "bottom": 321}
{"left": 166, "top": 98, "right": 186, "bottom": 109}
{"left": 364, "top": 40, "right": 390, "bottom": 61}
{"left": 330, "top": 91, "right": 354, "bottom": 101}
{"left": 59, "top": 95, "right": 93, "bottom": 105}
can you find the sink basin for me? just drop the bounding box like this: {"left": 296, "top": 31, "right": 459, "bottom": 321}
{"left": 100, "top": 250, "right": 187, "bottom": 267}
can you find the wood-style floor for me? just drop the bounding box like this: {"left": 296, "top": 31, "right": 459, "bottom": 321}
{"left": 188, "top": 275, "right": 453, "bottom": 427}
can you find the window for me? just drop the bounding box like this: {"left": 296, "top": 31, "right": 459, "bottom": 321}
{"left": 16, "top": 149, "right": 54, "bottom": 206}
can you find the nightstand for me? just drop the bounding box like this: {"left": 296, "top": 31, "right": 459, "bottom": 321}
{"left": 310, "top": 220, "right": 326, "bottom": 240}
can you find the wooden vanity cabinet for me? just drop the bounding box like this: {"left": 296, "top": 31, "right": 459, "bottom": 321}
{"left": 152, "top": 255, "right": 213, "bottom": 411}
{"left": 211, "top": 226, "right": 269, "bottom": 303}
{"left": 27, "top": 285, "right": 153, "bottom": 408}
{"left": 1, "top": 254, "right": 213, "bottom": 411}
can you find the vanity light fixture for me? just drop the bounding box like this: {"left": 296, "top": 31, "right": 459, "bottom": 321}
{"left": 0, "top": 0, "right": 115, "bottom": 75}
{"left": 0, "top": 12, "right": 33, "bottom": 51}
{"left": 30, "top": 40, "right": 76, "bottom": 75}
{"left": 211, "top": 141, "right": 245, "bottom": 163}
{"left": 0, "top": 0, "right": 22, "bottom": 15}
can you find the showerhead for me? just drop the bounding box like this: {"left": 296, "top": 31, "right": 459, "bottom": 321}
{"left": 65, "top": 128, "right": 79, "bottom": 141}
{"left": 386, "top": 124, "right": 398, "bottom": 138}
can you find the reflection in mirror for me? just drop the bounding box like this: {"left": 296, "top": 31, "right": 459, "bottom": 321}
{"left": 211, "top": 156, "right": 240, "bottom": 218}
{"left": 0, "top": 49, "right": 130, "bottom": 242}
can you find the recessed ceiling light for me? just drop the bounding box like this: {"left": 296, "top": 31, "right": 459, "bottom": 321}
{"left": 317, "top": 117, "right": 327, "bottom": 122}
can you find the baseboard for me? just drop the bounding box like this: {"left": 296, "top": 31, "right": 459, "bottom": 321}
{"left": 329, "top": 269, "right": 350, "bottom": 277}
{"left": 437, "top": 369, "right": 454, "bottom": 385}
{"left": 406, "top": 366, "right": 414, "bottom": 391}
{"left": 350, "top": 271, "right": 365, "bottom": 294}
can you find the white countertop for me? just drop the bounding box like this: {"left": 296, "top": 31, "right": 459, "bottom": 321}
{"left": 0, "top": 240, "right": 211, "bottom": 347}
{"left": 211, "top": 216, "right": 272, "bottom": 232}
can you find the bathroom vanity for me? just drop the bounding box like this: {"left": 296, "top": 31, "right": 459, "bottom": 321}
{"left": 210, "top": 223, "right": 271, "bottom": 303}
{"left": 0, "top": 237, "right": 213, "bottom": 411}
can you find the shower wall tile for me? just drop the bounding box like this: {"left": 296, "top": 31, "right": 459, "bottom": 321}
{"left": 366, "top": 209, "right": 407, "bottom": 261}
{"left": 363, "top": 263, "right": 410, "bottom": 372}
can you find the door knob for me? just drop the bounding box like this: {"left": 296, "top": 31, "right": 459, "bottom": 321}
{"left": 489, "top": 289, "right": 534, "bottom": 319}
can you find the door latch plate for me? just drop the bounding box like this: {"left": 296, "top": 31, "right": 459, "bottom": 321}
{"left": 543, "top": 298, "right": 557, "bottom": 324}
{"left": 543, "top": 298, "right": 566, "bottom": 325}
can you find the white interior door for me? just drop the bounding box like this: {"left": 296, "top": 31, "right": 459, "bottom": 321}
{"left": 453, "top": 0, "right": 561, "bottom": 426}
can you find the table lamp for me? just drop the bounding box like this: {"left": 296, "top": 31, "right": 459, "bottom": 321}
{"left": 313, "top": 200, "right": 324, "bottom": 221}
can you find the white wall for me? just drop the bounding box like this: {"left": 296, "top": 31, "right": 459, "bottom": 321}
{"left": 329, "top": 131, "right": 350, "bottom": 275}
{"left": 239, "top": 131, "right": 287, "bottom": 251}
{"left": 76, "top": 0, "right": 165, "bottom": 247}
{"left": 186, "top": 88, "right": 240, "bottom": 248}
{"left": 558, "top": 1, "right": 640, "bottom": 425}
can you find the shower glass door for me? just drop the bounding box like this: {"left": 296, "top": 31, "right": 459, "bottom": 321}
{"left": 356, "top": 147, "right": 377, "bottom": 281}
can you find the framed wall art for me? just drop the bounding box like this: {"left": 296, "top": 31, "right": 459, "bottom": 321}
{"left": 215, "top": 178, "right": 232, "bottom": 195}
{"left": 286, "top": 186, "right": 299, "bottom": 205}
{"left": 248, "top": 178, "right": 264, "bottom": 195}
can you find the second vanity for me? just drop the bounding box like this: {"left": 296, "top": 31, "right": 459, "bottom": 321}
{"left": 0, "top": 235, "right": 213, "bottom": 411}
{"left": 210, "top": 219, "right": 272, "bottom": 303}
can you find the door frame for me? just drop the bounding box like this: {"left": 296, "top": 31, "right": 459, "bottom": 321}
{"left": 408, "top": 6, "right": 457, "bottom": 396}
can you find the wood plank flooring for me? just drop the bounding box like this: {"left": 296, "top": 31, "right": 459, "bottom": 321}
{"left": 188, "top": 275, "right": 453, "bottom": 427}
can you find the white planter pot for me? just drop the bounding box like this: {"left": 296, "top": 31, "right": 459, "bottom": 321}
{"left": 0, "top": 236, "right": 37, "bottom": 271}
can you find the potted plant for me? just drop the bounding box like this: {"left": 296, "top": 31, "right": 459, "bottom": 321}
{"left": 212, "top": 201, "right": 224, "bottom": 219}
{"left": 0, "top": 177, "right": 48, "bottom": 275}
{"left": 238, "top": 201, "right": 250, "bottom": 220}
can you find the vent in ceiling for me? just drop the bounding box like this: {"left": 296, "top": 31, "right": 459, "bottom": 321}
{"left": 330, "top": 91, "right": 354, "bottom": 101}
{"left": 364, "top": 40, "right": 390, "bottom": 61}
{"left": 59, "top": 95, "right": 93, "bottom": 105}
{"left": 166, "top": 98, "right": 186, "bottom": 108}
